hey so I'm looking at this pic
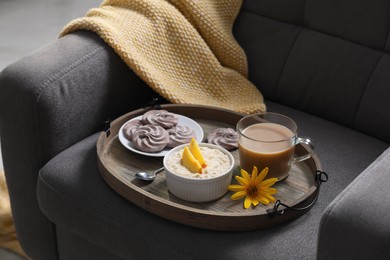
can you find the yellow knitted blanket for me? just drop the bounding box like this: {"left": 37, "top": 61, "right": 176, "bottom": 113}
{"left": 60, "top": 0, "right": 265, "bottom": 114}
{"left": 0, "top": 169, "right": 27, "bottom": 258}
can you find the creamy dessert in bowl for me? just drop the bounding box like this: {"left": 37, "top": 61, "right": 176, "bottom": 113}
{"left": 163, "top": 141, "right": 234, "bottom": 202}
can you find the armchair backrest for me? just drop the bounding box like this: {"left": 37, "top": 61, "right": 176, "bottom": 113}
{"left": 234, "top": 0, "right": 390, "bottom": 143}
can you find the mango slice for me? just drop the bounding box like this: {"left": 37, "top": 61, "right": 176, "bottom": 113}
{"left": 181, "top": 146, "right": 202, "bottom": 173}
{"left": 189, "top": 138, "right": 207, "bottom": 168}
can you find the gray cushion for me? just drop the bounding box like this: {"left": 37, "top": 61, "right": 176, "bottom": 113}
{"left": 37, "top": 101, "right": 388, "bottom": 259}
{"left": 318, "top": 148, "right": 390, "bottom": 260}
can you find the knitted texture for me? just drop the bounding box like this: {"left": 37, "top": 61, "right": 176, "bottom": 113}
{"left": 60, "top": 0, "right": 266, "bottom": 114}
{"left": 0, "top": 170, "right": 26, "bottom": 257}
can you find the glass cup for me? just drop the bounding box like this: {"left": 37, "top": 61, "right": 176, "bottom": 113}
{"left": 237, "top": 112, "right": 314, "bottom": 181}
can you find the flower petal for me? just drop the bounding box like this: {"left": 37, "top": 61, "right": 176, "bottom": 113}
{"left": 231, "top": 191, "right": 247, "bottom": 200}
{"left": 240, "top": 168, "right": 251, "bottom": 182}
{"left": 259, "top": 177, "right": 278, "bottom": 188}
{"left": 267, "top": 195, "right": 276, "bottom": 203}
{"left": 228, "top": 185, "right": 245, "bottom": 191}
{"left": 244, "top": 196, "right": 252, "bottom": 209}
{"left": 250, "top": 166, "right": 258, "bottom": 183}
{"left": 235, "top": 176, "right": 249, "bottom": 186}
{"left": 257, "top": 196, "right": 270, "bottom": 205}
{"left": 251, "top": 199, "right": 259, "bottom": 207}
{"left": 259, "top": 191, "right": 277, "bottom": 202}
{"left": 256, "top": 167, "right": 269, "bottom": 183}
{"left": 265, "top": 187, "right": 277, "bottom": 195}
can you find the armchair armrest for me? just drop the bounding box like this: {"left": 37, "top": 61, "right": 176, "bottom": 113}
{"left": 0, "top": 30, "right": 156, "bottom": 259}
{"left": 317, "top": 147, "right": 390, "bottom": 259}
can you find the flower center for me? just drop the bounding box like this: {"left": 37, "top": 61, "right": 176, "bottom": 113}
{"left": 247, "top": 185, "right": 258, "bottom": 198}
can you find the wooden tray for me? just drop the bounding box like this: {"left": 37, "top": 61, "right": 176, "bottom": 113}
{"left": 97, "top": 104, "right": 322, "bottom": 231}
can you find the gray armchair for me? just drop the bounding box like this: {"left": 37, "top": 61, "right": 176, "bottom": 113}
{"left": 1, "top": 0, "right": 390, "bottom": 259}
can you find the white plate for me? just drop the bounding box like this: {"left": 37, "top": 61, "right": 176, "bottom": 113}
{"left": 118, "top": 114, "right": 204, "bottom": 157}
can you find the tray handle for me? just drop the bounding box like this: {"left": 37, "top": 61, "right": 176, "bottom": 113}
{"left": 103, "top": 118, "right": 112, "bottom": 137}
{"left": 142, "top": 97, "right": 162, "bottom": 110}
{"left": 267, "top": 171, "right": 328, "bottom": 217}
{"left": 102, "top": 98, "right": 164, "bottom": 137}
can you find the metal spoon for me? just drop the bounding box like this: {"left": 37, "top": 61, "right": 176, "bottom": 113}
{"left": 135, "top": 167, "right": 165, "bottom": 181}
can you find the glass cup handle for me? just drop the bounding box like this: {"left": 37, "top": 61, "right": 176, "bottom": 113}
{"left": 293, "top": 137, "right": 315, "bottom": 163}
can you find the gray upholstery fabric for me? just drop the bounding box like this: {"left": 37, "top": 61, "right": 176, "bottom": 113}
{"left": 56, "top": 226, "right": 123, "bottom": 260}
{"left": 318, "top": 148, "right": 390, "bottom": 260}
{"left": 0, "top": 31, "right": 159, "bottom": 259}
{"left": 37, "top": 101, "right": 388, "bottom": 260}
{"left": 234, "top": 0, "right": 390, "bottom": 143}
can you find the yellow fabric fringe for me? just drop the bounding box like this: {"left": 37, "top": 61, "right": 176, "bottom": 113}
{"left": 0, "top": 169, "right": 27, "bottom": 258}
{"left": 60, "top": 0, "right": 266, "bottom": 114}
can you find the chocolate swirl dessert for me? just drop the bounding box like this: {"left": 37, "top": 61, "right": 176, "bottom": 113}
{"left": 132, "top": 125, "right": 170, "bottom": 153}
{"left": 207, "top": 128, "right": 238, "bottom": 150}
{"left": 122, "top": 119, "right": 142, "bottom": 141}
{"left": 122, "top": 109, "right": 200, "bottom": 153}
{"left": 142, "top": 110, "right": 178, "bottom": 129}
{"left": 167, "top": 125, "right": 196, "bottom": 148}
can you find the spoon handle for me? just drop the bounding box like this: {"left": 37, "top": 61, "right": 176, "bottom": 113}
{"left": 154, "top": 167, "right": 165, "bottom": 175}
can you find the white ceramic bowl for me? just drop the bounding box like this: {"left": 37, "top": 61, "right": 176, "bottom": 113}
{"left": 163, "top": 143, "right": 234, "bottom": 202}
